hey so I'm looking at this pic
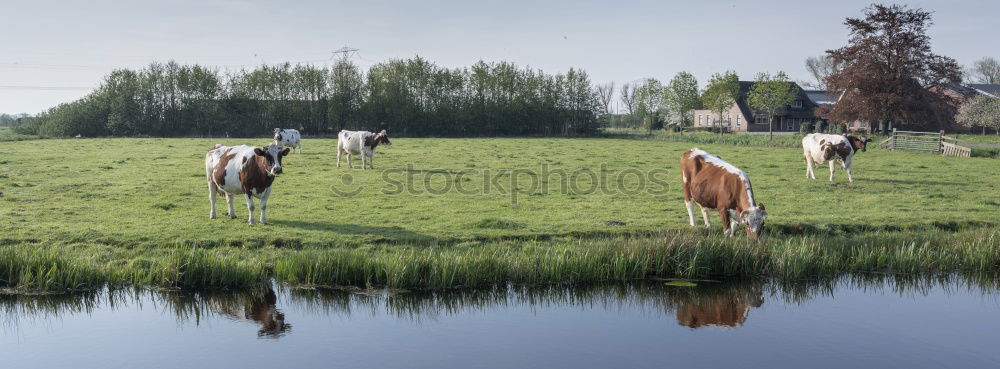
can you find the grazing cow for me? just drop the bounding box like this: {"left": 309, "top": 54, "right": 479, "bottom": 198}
{"left": 802, "top": 133, "right": 869, "bottom": 182}
{"left": 337, "top": 129, "right": 391, "bottom": 169}
{"left": 205, "top": 144, "right": 290, "bottom": 225}
{"left": 272, "top": 128, "right": 302, "bottom": 153}
{"left": 680, "top": 148, "right": 767, "bottom": 240}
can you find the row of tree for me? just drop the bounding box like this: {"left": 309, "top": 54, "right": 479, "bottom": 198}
{"left": 16, "top": 58, "right": 601, "bottom": 137}
{"left": 10, "top": 5, "right": 996, "bottom": 138}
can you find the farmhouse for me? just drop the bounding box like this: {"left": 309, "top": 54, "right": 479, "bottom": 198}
{"left": 833, "top": 83, "right": 1000, "bottom": 134}
{"left": 691, "top": 82, "right": 826, "bottom": 133}
{"left": 691, "top": 81, "right": 1000, "bottom": 134}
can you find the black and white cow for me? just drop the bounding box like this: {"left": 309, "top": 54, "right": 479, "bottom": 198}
{"left": 273, "top": 128, "right": 302, "bottom": 153}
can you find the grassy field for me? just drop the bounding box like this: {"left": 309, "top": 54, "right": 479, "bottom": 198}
{"left": 2, "top": 136, "right": 999, "bottom": 291}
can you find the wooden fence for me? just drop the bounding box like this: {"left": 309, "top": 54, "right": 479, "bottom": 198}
{"left": 878, "top": 129, "right": 971, "bottom": 157}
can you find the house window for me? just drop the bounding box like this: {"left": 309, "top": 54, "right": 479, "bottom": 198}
{"left": 698, "top": 115, "right": 703, "bottom": 126}
{"left": 790, "top": 100, "right": 802, "bottom": 108}
{"left": 786, "top": 121, "right": 795, "bottom": 131}
{"left": 736, "top": 115, "right": 741, "bottom": 126}
{"left": 860, "top": 121, "right": 867, "bottom": 129}
{"left": 757, "top": 116, "right": 768, "bottom": 125}
{"left": 727, "top": 114, "right": 732, "bottom": 126}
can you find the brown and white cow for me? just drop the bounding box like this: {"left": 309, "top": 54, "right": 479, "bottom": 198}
{"left": 205, "top": 144, "right": 290, "bottom": 225}
{"left": 802, "top": 133, "right": 869, "bottom": 182}
{"left": 680, "top": 148, "right": 767, "bottom": 240}
{"left": 337, "top": 129, "right": 391, "bottom": 169}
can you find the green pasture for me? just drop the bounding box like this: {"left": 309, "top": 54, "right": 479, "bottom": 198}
{"left": 1, "top": 136, "right": 998, "bottom": 291}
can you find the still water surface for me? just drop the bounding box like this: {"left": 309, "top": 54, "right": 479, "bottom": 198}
{"left": 3, "top": 277, "right": 1000, "bottom": 369}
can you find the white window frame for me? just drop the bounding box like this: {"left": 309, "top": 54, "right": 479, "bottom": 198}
{"left": 736, "top": 115, "right": 741, "bottom": 126}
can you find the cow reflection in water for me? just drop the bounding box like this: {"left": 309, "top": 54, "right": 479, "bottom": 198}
{"left": 672, "top": 282, "right": 764, "bottom": 329}
{"left": 211, "top": 287, "right": 291, "bottom": 338}
{"left": 163, "top": 286, "right": 291, "bottom": 339}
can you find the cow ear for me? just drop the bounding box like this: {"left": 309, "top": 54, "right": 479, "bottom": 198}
{"left": 280, "top": 148, "right": 290, "bottom": 157}
{"left": 254, "top": 148, "right": 266, "bottom": 156}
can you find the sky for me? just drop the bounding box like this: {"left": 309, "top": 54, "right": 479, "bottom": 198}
{"left": 1, "top": 0, "right": 997, "bottom": 114}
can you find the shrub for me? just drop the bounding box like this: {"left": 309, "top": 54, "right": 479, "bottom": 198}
{"left": 800, "top": 121, "right": 815, "bottom": 134}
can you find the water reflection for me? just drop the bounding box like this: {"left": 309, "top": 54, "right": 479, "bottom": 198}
{"left": 671, "top": 282, "right": 764, "bottom": 328}
{"left": 160, "top": 287, "right": 292, "bottom": 338}
{"left": 2, "top": 274, "right": 998, "bottom": 339}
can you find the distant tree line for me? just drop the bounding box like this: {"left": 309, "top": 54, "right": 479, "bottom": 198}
{"left": 15, "top": 57, "right": 601, "bottom": 137}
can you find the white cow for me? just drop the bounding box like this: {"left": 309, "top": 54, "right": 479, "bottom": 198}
{"left": 337, "top": 129, "right": 391, "bottom": 169}
{"left": 802, "top": 133, "right": 869, "bottom": 182}
{"left": 273, "top": 128, "right": 302, "bottom": 153}
{"left": 206, "top": 144, "right": 290, "bottom": 225}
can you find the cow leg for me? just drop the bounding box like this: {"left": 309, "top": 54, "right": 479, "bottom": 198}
{"left": 226, "top": 194, "right": 236, "bottom": 219}
{"left": 698, "top": 205, "right": 712, "bottom": 228}
{"left": 805, "top": 156, "right": 815, "bottom": 179}
{"left": 685, "top": 201, "right": 697, "bottom": 227}
{"left": 347, "top": 154, "right": 353, "bottom": 169}
{"left": 369, "top": 152, "right": 375, "bottom": 169}
{"left": 244, "top": 194, "right": 256, "bottom": 225}
{"left": 829, "top": 161, "right": 836, "bottom": 181}
{"left": 259, "top": 187, "right": 272, "bottom": 225}
{"left": 208, "top": 181, "right": 218, "bottom": 219}
{"left": 844, "top": 158, "right": 854, "bottom": 182}
{"left": 721, "top": 210, "right": 734, "bottom": 236}
{"left": 361, "top": 154, "right": 367, "bottom": 170}
{"left": 336, "top": 150, "right": 342, "bottom": 168}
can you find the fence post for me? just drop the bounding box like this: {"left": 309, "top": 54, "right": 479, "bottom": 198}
{"left": 891, "top": 128, "right": 897, "bottom": 150}
{"left": 938, "top": 130, "right": 944, "bottom": 154}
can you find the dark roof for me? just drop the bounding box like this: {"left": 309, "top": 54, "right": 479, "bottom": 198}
{"left": 940, "top": 83, "right": 982, "bottom": 99}
{"left": 804, "top": 90, "right": 836, "bottom": 105}
{"left": 735, "top": 81, "right": 820, "bottom": 123}
{"left": 967, "top": 84, "right": 1000, "bottom": 97}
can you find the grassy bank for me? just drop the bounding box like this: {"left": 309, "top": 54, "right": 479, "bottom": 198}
{"left": 2, "top": 137, "right": 999, "bottom": 292}
{"left": 2, "top": 227, "right": 999, "bottom": 292}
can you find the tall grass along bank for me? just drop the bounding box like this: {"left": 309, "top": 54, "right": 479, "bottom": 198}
{"left": 2, "top": 228, "right": 998, "bottom": 293}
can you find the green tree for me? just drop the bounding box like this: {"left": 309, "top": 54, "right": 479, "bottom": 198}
{"left": 663, "top": 72, "right": 699, "bottom": 128}
{"left": 635, "top": 78, "right": 664, "bottom": 133}
{"left": 748, "top": 71, "right": 797, "bottom": 140}
{"left": 701, "top": 71, "right": 739, "bottom": 134}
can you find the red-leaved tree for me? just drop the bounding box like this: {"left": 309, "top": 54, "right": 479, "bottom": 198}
{"left": 824, "top": 4, "right": 962, "bottom": 132}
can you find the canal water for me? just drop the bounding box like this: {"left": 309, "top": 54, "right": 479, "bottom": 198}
{"left": 3, "top": 276, "right": 1000, "bottom": 369}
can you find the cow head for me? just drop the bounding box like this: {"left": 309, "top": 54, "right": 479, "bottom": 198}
{"left": 273, "top": 128, "right": 283, "bottom": 142}
{"left": 847, "top": 135, "right": 869, "bottom": 152}
{"left": 739, "top": 203, "right": 767, "bottom": 241}
{"left": 254, "top": 145, "right": 290, "bottom": 176}
{"left": 367, "top": 130, "right": 392, "bottom": 148}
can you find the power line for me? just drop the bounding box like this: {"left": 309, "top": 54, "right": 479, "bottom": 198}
{"left": 0, "top": 85, "right": 94, "bottom": 91}
{"left": 0, "top": 62, "right": 119, "bottom": 70}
